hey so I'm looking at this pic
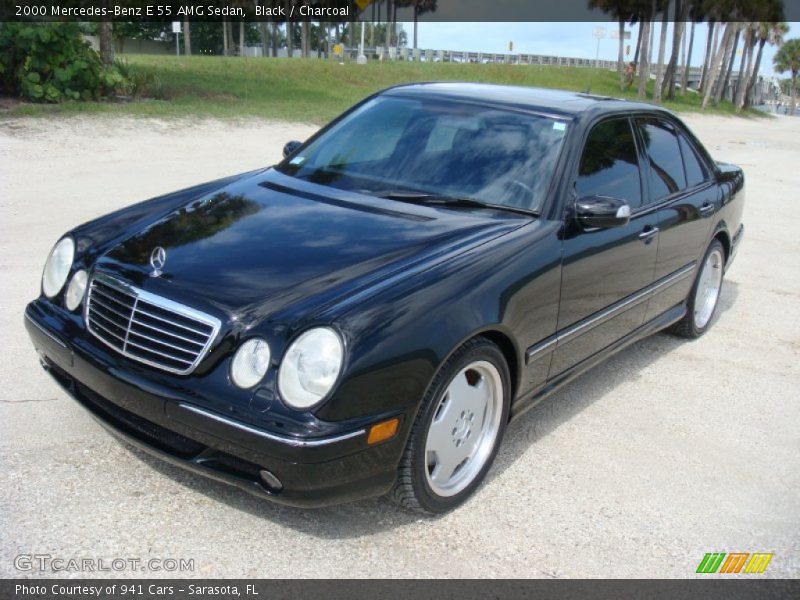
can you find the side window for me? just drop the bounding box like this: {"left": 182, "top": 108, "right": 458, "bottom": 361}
{"left": 637, "top": 118, "right": 687, "bottom": 200}
{"left": 678, "top": 134, "right": 708, "bottom": 187}
{"left": 576, "top": 118, "right": 642, "bottom": 208}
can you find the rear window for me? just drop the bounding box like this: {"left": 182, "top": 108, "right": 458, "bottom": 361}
{"left": 679, "top": 134, "right": 708, "bottom": 188}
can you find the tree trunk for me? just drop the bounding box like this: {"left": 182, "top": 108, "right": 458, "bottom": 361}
{"left": 239, "top": 21, "right": 245, "bottom": 57}
{"left": 713, "top": 24, "right": 737, "bottom": 104}
{"left": 286, "top": 15, "right": 294, "bottom": 58}
{"left": 633, "top": 21, "right": 644, "bottom": 66}
{"left": 744, "top": 38, "right": 766, "bottom": 109}
{"left": 182, "top": 19, "right": 192, "bottom": 56}
{"left": 702, "top": 22, "right": 733, "bottom": 108}
{"left": 260, "top": 22, "right": 268, "bottom": 58}
{"left": 735, "top": 31, "right": 754, "bottom": 112}
{"left": 652, "top": 7, "right": 668, "bottom": 103}
{"left": 791, "top": 72, "right": 797, "bottom": 116}
{"left": 98, "top": 21, "right": 114, "bottom": 66}
{"left": 680, "top": 21, "right": 695, "bottom": 95}
{"left": 222, "top": 22, "right": 228, "bottom": 56}
{"left": 301, "top": 21, "right": 309, "bottom": 58}
{"left": 719, "top": 27, "right": 740, "bottom": 101}
{"left": 662, "top": 1, "right": 688, "bottom": 100}
{"left": 617, "top": 18, "right": 625, "bottom": 91}
{"left": 637, "top": 16, "right": 652, "bottom": 99}
{"left": 700, "top": 21, "right": 716, "bottom": 93}
{"left": 647, "top": 11, "right": 655, "bottom": 68}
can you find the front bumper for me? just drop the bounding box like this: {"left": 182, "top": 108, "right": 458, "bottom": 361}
{"left": 24, "top": 303, "right": 403, "bottom": 507}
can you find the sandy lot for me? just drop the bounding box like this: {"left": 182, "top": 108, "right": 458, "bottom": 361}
{"left": 1, "top": 112, "right": 798, "bottom": 579}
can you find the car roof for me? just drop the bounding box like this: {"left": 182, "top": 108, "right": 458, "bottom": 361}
{"left": 382, "top": 82, "right": 670, "bottom": 119}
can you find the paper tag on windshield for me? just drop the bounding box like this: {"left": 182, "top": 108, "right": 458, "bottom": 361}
{"left": 553, "top": 122, "right": 566, "bottom": 132}
{"left": 289, "top": 156, "right": 305, "bottom": 165}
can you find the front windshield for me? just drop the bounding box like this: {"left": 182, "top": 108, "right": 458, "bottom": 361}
{"left": 277, "top": 95, "right": 569, "bottom": 213}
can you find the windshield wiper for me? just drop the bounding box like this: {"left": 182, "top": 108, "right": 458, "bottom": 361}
{"left": 374, "top": 191, "right": 537, "bottom": 217}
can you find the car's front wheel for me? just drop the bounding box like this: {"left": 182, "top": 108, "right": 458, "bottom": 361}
{"left": 670, "top": 238, "right": 726, "bottom": 338}
{"left": 391, "top": 336, "right": 510, "bottom": 514}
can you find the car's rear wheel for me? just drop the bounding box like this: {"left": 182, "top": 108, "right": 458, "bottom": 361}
{"left": 391, "top": 336, "right": 510, "bottom": 514}
{"left": 670, "top": 239, "right": 725, "bottom": 338}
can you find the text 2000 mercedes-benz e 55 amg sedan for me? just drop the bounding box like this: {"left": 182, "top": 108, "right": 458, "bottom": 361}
{"left": 26, "top": 84, "right": 744, "bottom": 513}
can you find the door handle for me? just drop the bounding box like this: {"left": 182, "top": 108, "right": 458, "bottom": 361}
{"left": 699, "top": 202, "right": 715, "bottom": 217}
{"left": 638, "top": 225, "right": 659, "bottom": 243}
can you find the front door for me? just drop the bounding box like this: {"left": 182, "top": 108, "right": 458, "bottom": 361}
{"left": 550, "top": 117, "right": 659, "bottom": 376}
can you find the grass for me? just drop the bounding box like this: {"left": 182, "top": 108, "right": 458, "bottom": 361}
{"left": 7, "top": 54, "right": 765, "bottom": 122}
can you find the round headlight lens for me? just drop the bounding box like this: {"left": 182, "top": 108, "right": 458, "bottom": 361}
{"left": 65, "top": 270, "right": 88, "bottom": 311}
{"left": 230, "top": 338, "right": 271, "bottom": 389}
{"left": 278, "top": 327, "right": 343, "bottom": 410}
{"left": 42, "top": 237, "right": 75, "bottom": 298}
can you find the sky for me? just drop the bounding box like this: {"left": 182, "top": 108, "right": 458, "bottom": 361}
{"left": 404, "top": 22, "right": 800, "bottom": 78}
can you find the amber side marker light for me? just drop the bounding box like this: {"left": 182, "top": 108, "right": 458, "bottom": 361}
{"left": 367, "top": 418, "right": 399, "bottom": 445}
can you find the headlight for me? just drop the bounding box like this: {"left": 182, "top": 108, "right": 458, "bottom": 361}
{"left": 42, "top": 237, "right": 75, "bottom": 298}
{"left": 278, "top": 327, "right": 343, "bottom": 410}
{"left": 65, "top": 270, "right": 88, "bottom": 311}
{"left": 230, "top": 338, "right": 271, "bottom": 389}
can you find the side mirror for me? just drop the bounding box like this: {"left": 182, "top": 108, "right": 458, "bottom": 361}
{"left": 283, "top": 140, "right": 302, "bottom": 158}
{"left": 575, "top": 195, "right": 631, "bottom": 229}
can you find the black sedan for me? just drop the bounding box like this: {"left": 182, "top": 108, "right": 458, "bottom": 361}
{"left": 25, "top": 83, "right": 744, "bottom": 513}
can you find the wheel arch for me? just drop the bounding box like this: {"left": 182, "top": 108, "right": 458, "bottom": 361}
{"left": 711, "top": 223, "right": 731, "bottom": 263}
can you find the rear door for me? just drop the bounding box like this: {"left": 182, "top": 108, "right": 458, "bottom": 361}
{"left": 549, "top": 116, "right": 659, "bottom": 376}
{"left": 633, "top": 116, "right": 717, "bottom": 321}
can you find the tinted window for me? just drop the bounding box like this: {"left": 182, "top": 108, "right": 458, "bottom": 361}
{"left": 679, "top": 134, "right": 708, "bottom": 187}
{"left": 278, "top": 96, "right": 569, "bottom": 212}
{"left": 638, "top": 118, "right": 687, "bottom": 200}
{"left": 576, "top": 118, "right": 642, "bottom": 208}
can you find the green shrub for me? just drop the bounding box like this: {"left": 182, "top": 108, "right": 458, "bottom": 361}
{"left": 0, "top": 22, "right": 128, "bottom": 102}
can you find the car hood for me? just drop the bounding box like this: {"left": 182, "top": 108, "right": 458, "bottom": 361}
{"left": 93, "top": 169, "right": 525, "bottom": 323}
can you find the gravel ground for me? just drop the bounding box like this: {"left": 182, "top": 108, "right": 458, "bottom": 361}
{"left": 1, "top": 113, "right": 798, "bottom": 579}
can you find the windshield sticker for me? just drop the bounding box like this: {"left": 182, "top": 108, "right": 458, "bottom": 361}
{"left": 289, "top": 156, "right": 305, "bottom": 165}
{"left": 552, "top": 122, "right": 566, "bottom": 132}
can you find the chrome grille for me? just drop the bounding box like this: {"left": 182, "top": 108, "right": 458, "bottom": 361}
{"left": 85, "top": 273, "right": 221, "bottom": 375}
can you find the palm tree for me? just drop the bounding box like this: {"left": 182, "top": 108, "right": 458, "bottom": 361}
{"left": 652, "top": 2, "right": 668, "bottom": 103}
{"left": 680, "top": 20, "right": 696, "bottom": 94}
{"left": 700, "top": 20, "right": 718, "bottom": 93}
{"left": 774, "top": 38, "right": 800, "bottom": 115}
{"left": 702, "top": 21, "right": 734, "bottom": 108}
{"left": 589, "top": 0, "right": 639, "bottom": 91}
{"left": 733, "top": 23, "right": 755, "bottom": 110}
{"left": 661, "top": 0, "right": 692, "bottom": 100}
{"left": 637, "top": 0, "right": 654, "bottom": 99}
{"left": 743, "top": 21, "right": 788, "bottom": 108}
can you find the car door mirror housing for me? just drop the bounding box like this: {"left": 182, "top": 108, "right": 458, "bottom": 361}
{"left": 575, "top": 195, "right": 632, "bottom": 229}
{"left": 283, "top": 140, "right": 302, "bottom": 158}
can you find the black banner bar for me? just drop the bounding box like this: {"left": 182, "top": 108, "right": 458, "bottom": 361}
{"left": 3, "top": 579, "right": 800, "bottom": 600}
{"left": 2, "top": 0, "right": 799, "bottom": 23}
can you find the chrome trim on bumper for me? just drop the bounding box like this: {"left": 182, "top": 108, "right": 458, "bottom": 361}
{"left": 178, "top": 403, "right": 366, "bottom": 448}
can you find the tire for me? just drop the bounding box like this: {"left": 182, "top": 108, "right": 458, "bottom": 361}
{"left": 390, "top": 336, "right": 511, "bottom": 514}
{"left": 669, "top": 239, "right": 726, "bottom": 339}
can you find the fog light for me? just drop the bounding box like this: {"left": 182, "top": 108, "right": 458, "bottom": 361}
{"left": 259, "top": 469, "right": 283, "bottom": 491}
{"left": 367, "top": 418, "right": 399, "bottom": 445}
